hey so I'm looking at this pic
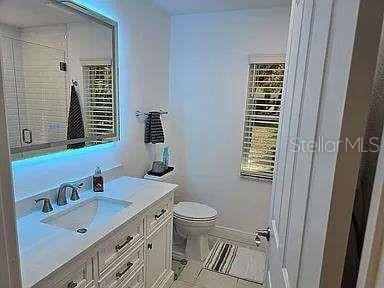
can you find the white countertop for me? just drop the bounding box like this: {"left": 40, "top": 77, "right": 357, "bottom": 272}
{"left": 17, "top": 176, "right": 177, "bottom": 288}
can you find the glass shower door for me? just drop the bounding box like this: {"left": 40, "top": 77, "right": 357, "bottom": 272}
{"left": 12, "top": 39, "right": 68, "bottom": 157}
{"left": 0, "top": 36, "right": 23, "bottom": 159}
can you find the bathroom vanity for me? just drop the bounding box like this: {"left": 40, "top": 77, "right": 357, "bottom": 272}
{"left": 17, "top": 177, "right": 176, "bottom": 288}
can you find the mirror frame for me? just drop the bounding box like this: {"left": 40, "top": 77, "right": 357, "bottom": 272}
{"left": 7, "top": 0, "right": 119, "bottom": 156}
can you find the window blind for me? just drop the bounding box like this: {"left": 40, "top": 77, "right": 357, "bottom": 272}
{"left": 83, "top": 64, "right": 114, "bottom": 144}
{"left": 240, "top": 62, "right": 285, "bottom": 179}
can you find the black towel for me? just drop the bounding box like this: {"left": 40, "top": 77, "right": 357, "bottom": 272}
{"left": 144, "top": 112, "right": 165, "bottom": 144}
{"left": 67, "top": 85, "right": 85, "bottom": 149}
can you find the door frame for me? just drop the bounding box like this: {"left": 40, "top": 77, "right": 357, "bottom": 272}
{"left": 357, "top": 23, "right": 384, "bottom": 287}
{"left": 267, "top": 0, "right": 384, "bottom": 287}
{"left": 0, "top": 42, "right": 22, "bottom": 287}
{"left": 318, "top": 1, "right": 384, "bottom": 286}
{"left": 357, "top": 126, "right": 384, "bottom": 288}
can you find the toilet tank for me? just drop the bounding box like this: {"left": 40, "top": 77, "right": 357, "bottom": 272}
{"left": 144, "top": 170, "right": 177, "bottom": 183}
{"left": 144, "top": 170, "right": 181, "bottom": 203}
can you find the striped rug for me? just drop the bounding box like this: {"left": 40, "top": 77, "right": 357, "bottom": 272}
{"left": 203, "top": 241, "right": 266, "bottom": 284}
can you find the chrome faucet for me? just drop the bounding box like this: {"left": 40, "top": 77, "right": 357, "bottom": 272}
{"left": 57, "top": 182, "right": 83, "bottom": 206}
{"left": 35, "top": 198, "right": 53, "bottom": 213}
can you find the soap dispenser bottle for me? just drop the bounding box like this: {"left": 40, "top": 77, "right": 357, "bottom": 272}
{"left": 93, "top": 167, "right": 104, "bottom": 192}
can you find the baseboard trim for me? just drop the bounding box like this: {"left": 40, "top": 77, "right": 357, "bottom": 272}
{"left": 209, "top": 225, "right": 267, "bottom": 251}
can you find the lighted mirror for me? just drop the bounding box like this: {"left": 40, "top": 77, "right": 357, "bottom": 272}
{"left": 0, "top": 0, "right": 119, "bottom": 160}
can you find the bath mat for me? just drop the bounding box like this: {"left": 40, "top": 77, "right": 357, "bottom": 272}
{"left": 204, "top": 241, "right": 266, "bottom": 284}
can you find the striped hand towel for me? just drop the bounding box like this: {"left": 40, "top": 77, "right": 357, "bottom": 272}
{"left": 67, "top": 85, "right": 85, "bottom": 149}
{"left": 144, "top": 112, "right": 165, "bottom": 144}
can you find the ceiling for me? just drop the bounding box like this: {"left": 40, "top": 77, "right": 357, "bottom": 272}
{"left": 152, "top": 0, "right": 291, "bottom": 15}
{"left": 0, "top": 0, "right": 86, "bottom": 28}
{"left": 0, "top": 0, "right": 292, "bottom": 28}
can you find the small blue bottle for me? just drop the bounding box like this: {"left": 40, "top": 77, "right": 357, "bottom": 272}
{"left": 162, "top": 146, "right": 170, "bottom": 168}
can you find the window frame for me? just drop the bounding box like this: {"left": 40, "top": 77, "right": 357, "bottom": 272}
{"left": 240, "top": 54, "right": 286, "bottom": 181}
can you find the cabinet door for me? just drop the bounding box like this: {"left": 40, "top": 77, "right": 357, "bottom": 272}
{"left": 37, "top": 257, "right": 94, "bottom": 288}
{"left": 146, "top": 220, "right": 172, "bottom": 288}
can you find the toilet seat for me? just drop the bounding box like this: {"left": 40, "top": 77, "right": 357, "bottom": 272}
{"left": 174, "top": 214, "right": 217, "bottom": 222}
{"left": 174, "top": 202, "right": 217, "bottom": 222}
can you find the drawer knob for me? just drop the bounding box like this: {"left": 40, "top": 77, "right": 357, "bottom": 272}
{"left": 148, "top": 243, "right": 153, "bottom": 250}
{"left": 116, "top": 262, "right": 133, "bottom": 279}
{"left": 115, "top": 236, "right": 134, "bottom": 251}
{"left": 155, "top": 209, "right": 167, "bottom": 219}
{"left": 67, "top": 281, "right": 78, "bottom": 288}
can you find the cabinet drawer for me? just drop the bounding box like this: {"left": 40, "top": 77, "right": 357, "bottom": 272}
{"left": 44, "top": 258, "right": 94, "bottom": 288}
{"left": 98, "top": 245, "right": 144, "bottom": 288}
{"left": 98, "top": 217, "right": 144, "bottom": 274}
{"left": 146, "top": 197, "right": 172, "bottom": 233}
{"left": 118, "top": 266, "right": 144, "bottom": 288}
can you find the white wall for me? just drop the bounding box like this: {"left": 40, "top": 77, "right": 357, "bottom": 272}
{"left": 169, "top": 8, "right": 290, "bottom": 232}
{"left": 10, "top": 0, "right": 171, "bottom": 199}
{"left": 67, "top": 21, "right": 113, "bottom": 142}
{"left": 67, "top": 21, "right": 113, "bottom": 105}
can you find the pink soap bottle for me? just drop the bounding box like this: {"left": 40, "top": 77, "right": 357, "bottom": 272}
{"left": 93, "top": 167, "right": 104, "bottom": 192}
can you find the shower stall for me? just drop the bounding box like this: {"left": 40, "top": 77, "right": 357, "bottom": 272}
{"left": 0, "top": 32, "right": 68, "bottom": 159}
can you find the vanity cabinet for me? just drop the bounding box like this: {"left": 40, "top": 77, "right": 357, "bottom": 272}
{"left": 34, "top": 195, "right": 174, "bottom": 288}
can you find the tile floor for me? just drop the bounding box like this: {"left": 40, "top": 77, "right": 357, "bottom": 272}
{"left": 171, "top": 259, "right": 263, "bottom": 288}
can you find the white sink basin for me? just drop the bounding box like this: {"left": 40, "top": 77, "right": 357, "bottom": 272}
{"left": 42, "top": 196, "right": 131, "bottom": 232}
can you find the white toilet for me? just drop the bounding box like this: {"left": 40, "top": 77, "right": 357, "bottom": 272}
{"left": 174, "top": 202, "right": 217, "bottom": 261}
{"left": 144, "top": 171, "right": 218, "bottom": 261}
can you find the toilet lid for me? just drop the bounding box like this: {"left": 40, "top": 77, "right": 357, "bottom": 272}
{"left": 174, "top": 202, "right": 217, "bottom": 221}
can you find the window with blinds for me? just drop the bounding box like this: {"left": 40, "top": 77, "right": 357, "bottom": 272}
{"left": 240, "top": 61, "right": 285, "bottom": 179}
{"left": 83, "top": 64, "right": 114, "bottom": 144}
